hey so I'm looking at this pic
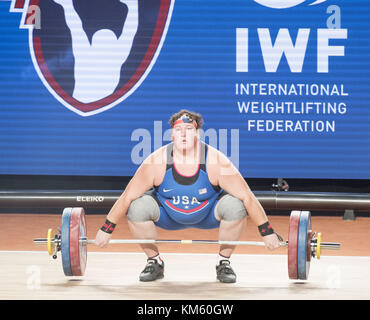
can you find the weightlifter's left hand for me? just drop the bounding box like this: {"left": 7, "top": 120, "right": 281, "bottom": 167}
{"left": 262, "top": 233, "right": 282, "bottom": 250}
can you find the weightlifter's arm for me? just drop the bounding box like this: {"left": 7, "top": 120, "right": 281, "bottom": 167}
{"left": 208, "top": 148, "right": 281, "bottom": 250}
{"left": 108, "top": 162, "right": 157, "bottom": 223}
{"left": 95, "top": 153, "right": 158, "bottom": 247}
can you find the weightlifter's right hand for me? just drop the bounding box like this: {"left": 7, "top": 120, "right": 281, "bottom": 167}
{"left": 95, "top": 229, "right": 112, "bottom": 248}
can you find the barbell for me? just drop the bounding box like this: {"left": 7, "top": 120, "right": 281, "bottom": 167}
{"left": 33, "top": 207, "right": 340, "bottom": 280}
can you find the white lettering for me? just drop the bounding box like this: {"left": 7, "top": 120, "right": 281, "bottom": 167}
{"left": 317, "top": 29, "right": 347, "bottom": 73}
{"left": 236, "top": 28, "right": 248, "bottom": 72}
{"left": 173, "top": 196, "right": 180, "bottom": 205}
{"left": 182, "top": 196, "right": 189, "bottom": 205}
{"left": 76, "top": 196, "right": 104, "bottom": 202}
{"left": 236, "top": 28, "right": 347, "bottom": 73}
{"left": 137, "top": 304, "right": 171, "bottom": 318}
{"left": 258, "top": 28, "right": 310, "bottom": 72}
{"left": 246, "top": 119, "right": 335, "bottom": 133}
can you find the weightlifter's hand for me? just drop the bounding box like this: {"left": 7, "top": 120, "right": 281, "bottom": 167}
{"left": 95, "top": 229, "right": 112, "bottom": 248}
{"left": 262, "top": 233, "right": 282, "bottom": 250}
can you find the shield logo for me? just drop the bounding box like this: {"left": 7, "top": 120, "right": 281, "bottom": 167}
{"left": 15, "top": 0, "right": 174, "bottom": 116}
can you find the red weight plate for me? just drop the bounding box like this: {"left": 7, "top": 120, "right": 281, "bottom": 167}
{"left": 288, "top": 211, "right": 301, "bottom": 279}
{"left": 69, "top": 207, "right": 87, "bottom": 276}
{"left": 306, "top": 212, "right": 312, "bottom": 276}
{"left": 79, "top": 208, "right": 87, "bottom": 274}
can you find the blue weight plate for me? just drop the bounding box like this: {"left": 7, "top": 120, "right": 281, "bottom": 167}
{"left": 61, "top": 207, "right": 73, "bottom": 276}
{"left": 297, "top": 211, "right": 311, "bottom": 280}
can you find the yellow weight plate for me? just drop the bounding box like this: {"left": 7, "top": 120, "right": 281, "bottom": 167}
{"left": 47, "top": 228, "right": 54, "bottom": 256}
{"left": 316, "top": 232, "right": 321, "bottom": 259}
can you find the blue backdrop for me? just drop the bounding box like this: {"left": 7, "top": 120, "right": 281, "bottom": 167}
{"left": 0, "top": 0, "right": 369, "bottom": 179}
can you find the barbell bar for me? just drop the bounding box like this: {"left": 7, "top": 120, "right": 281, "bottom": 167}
{"left": 33, "top": 237, "right": 340, "bottom": 250}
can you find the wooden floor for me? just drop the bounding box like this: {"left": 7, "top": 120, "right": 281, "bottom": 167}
{"left": 0, "top": 213, "right": 370, "bottom": 300}
{"left": 0, "top": 251, "right": 370, "bottom": 300}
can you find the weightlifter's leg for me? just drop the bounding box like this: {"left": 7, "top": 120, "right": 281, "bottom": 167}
{"left": 126, "top": 193, "right": 161, "bottom": 258}
{"left": 127, "top": 193, "right": 164, "bottom": 281}
{"left": 218, "top": 218, "right": 246, "bottom": 258}
{"left": 127, "top": 220, "right": 159, "bottom": 258}
{"left": 214, "top": 193, "right": 247, "bottom": 283}
{"left": 215, "top": 193, "right": 248, "bottom": 258}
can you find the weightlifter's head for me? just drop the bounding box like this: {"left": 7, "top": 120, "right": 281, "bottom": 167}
{"left": 169, "top": 109, "right": 203, "bottom": 152}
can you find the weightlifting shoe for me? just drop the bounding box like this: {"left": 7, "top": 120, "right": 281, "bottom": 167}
{"left": 139, "top": 258, "right": 164, "bottom": 282}
{"left": 216, "top": 260, "right": 236, "bottom": 283}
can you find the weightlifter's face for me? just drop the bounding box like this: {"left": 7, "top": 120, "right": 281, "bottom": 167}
{"left": 171, "top": 122, "right": 199, "bottom": 153}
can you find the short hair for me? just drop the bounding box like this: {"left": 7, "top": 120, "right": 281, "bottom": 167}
{"left": 169, "top": 109, "right": 204, "bottom": 129}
